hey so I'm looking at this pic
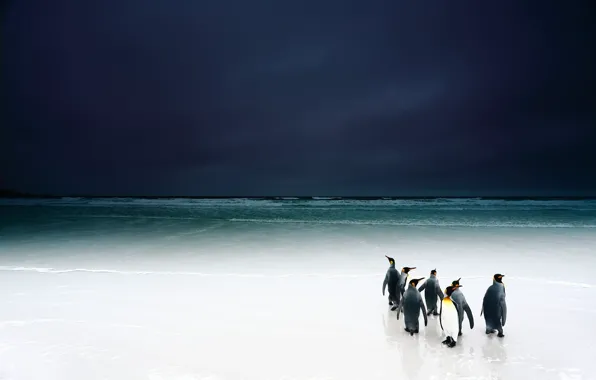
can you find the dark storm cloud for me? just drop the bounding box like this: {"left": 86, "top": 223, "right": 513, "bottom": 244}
{"left": 1, "top": 0, "right": 595, "bottom": 195}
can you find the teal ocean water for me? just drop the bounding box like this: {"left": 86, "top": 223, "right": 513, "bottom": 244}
{"left": 1, "top": 197, "right": 595, "bottom": 276}
{"left": 2, "top": 197, "right": 596, "bottom": 232}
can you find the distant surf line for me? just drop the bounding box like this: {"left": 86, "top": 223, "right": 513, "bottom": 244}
{"left": 3, "top": 197, "right": 596, "bottom": 210}
{"left": 0, "top": 266, "right": 592, "bottom": 288}
{"left": 61, "top": 214, "right": 204, "bottom": 220}
{"left": 228, "top": 218, "right": 596, "bottom": 228}
{"left": 18, "top": 214, "right": 596, "bottom": 228}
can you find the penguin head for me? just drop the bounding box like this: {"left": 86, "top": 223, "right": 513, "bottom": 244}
{"left": 493, "top": 274, "right": 505, "bottom": 283}
{"left": 430, "top": 269, "right": 437, "bottom": 276}
{"left": 445, "top": 285, "right": 456, "bottom": 297}
{"left": 451, "top": 278, "right": 462, "bottom": 288}
{"left": 385, "top": 255, "right": 395, "bottom": 267}
{"left": 402, "top": 267, "right": 416, "bottom": 274}
{"left": 409, "top": 277, "right": 425, "bottom": 288}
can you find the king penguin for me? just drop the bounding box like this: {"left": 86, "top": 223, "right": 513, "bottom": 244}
{"left": 382, "top": 255, "right": 401, "bottom": 311}
{"left": 440, "top": 285, "right": 460, "bottom": 348}
{"left": 481, "top": 273, "right": 507, "bottom": 337}
{"left": 399, "top": 266, "right": 416, "bottom": 296}
{"left": 450, "top": 278, "right": 474, "bottom": 336}
{"left": 418, "top": 269, "right": 444, "bottom": 316}
{"left": 397, "top": 277, "right": 428, "bottom": 335}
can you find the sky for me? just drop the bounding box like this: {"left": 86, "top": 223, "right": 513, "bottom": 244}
{"left": 1, "top": 0, "right": 595, "bottom": 196}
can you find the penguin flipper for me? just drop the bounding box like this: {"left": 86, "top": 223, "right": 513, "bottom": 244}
{"left": 396, "top": 301, "right": 403, "bottom": 320}
{"left": 457, "top": 307, "right": 463, "bottom": 333}
{"left": 418, "top": 281, "right": 427, "bottom": 293}
{"left": 382, "top": 274, "right": 388, "bottom": 296}
{"left": 464, "top": 302, "right": 474, "bottom": 329}
{"left": 500, "top": 297, "right": 507, "bottom": 326}
{"left": 481, "top": 290, "right": 488, "bottom": 316}
{"left": 436, "top": 282, "right": 445, "bottom": 300}
{"left": 419, "top": 298, "right": 428, "bottom": 326}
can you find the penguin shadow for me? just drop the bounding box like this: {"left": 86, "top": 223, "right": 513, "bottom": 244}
{"left": 422, "top": 322, "right": 475, "bottom": 377}
{"left": 382, "top": 311, "right": 427, "bottom": 379}
{"left": 420, "top": 317, "right": 444, "bottom": 351}
{"left": 482, "top": 336, "right": 508, "bottom": 373}
{"left": 396, "top": 329, "right": 425, "bottom": 380}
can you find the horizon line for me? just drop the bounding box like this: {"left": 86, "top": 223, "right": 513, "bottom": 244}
{"left": 1, "top": 190, "right": 596, "bottom": 200}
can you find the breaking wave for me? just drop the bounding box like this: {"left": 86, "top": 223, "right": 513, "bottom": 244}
{"left": 1, "top": 196, "right": 596, "bottom": 211}
{"left": 227, "top": 218, "right": 596, "bottom": 228}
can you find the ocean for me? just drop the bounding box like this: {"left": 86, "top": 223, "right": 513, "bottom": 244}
{"left": 0, "top": 197, "right": 595, "bottom": 380}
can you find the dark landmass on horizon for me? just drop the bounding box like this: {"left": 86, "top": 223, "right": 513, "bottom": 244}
{"left": 1, "top": 189, "right": 595, "bottom": 201}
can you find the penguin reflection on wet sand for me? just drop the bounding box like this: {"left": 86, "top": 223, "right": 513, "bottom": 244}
{"left": 397, "top": 277, "right": 428, "bottom": 335}
{"left": 439, "top": 285, "right": 460, "bottom": 348}
{"left": 450, "top": 278, "right": 475, "bottom": 336}
{"left": 381, "top": 255, "right": 401, "bottom": 311}
{"left": 398, "top": 266, "right": 416, "bottom": 296}
{"left": 481, "top": 274, "right": 507, "bottom": 337}
{"left": 418, "top": 269, "right": 444, "bottom": 316}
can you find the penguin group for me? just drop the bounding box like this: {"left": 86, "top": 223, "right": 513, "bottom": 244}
{"left": 382, "top": 255, "right": 507, "bottom": 348}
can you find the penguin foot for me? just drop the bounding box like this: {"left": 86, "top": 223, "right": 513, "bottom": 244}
{"left": 443, "top": 336, "right": 456, "bottom": 347}
{"left": 427, "top": 310, "right": 432, "bottom": 316}
{"left": 404, "top": 327, "right": 410, "bottom": 333}
{"left": 410, "top": 331, "right": 414, "bottom": 336}
{"left": 485, "top": 329, "right": 495, "bottom": 335}
{"left": 433, "top": 311, "right": 439, "bottom": 316}
{"left": 390, "top": 305, "right": 398, "bottom": 311}
{"left": 497, "top": 332, "right": 505, "bottom": 338}
{"left": 458, "top": 332, "right": 463, "bottom": 337}
{"left": 389, "top": 301, "right": 393, "bottom": 306}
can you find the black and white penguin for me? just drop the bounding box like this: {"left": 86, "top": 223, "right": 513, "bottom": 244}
{"left": 382, "top": 255, "right": 401, "bottom": 311}
{"left": 481, "top": 273, "right": 507, "bottom": 337}
{"left": 398, "top": 266, "right": 416, "bottom": 295}
{"left": 418, "top": 269, "right": 444, "bottom": 316}
{"left": 440, "top": 285, "right": 460, "bottom": 348}
{"left": 397, "top": 277, "right": 428, "bottom": 335}
{"left": 450, "top": 278, "right": 474, "bottom": 336}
